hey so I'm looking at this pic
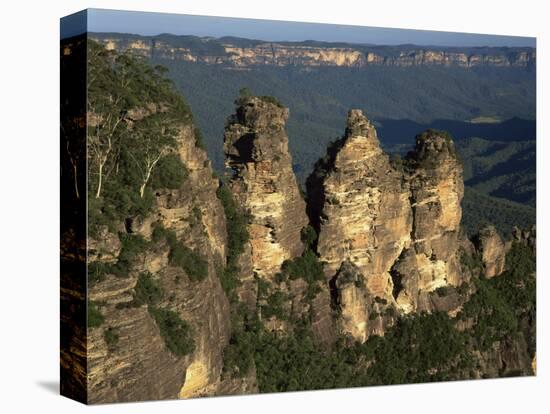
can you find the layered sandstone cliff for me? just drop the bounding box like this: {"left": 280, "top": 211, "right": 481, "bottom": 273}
{"left": 405, "top": 129, "right": 465, "bottom": 307}
{"left": 315, "top": 110, "right": 412, "bottom": 304}
{"left": 90, "top": 34, "right": 536, "bottom": 69}
{"left": 311, "top": 111, "right": 467, "bottom": 342}
{"left": 223, "top": 96, "right": 308, "bottom": 282}
{"left": 86, "top": 123, "right": 246, "bottom": 403}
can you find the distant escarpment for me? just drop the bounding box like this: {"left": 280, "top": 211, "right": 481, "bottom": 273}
{"left": 89, "top": 33, "right": 536, "bottom": 69}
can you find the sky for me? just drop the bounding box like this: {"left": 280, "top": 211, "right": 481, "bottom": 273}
{"left": 61, "top": 8, "right": 536, "bottom": 47}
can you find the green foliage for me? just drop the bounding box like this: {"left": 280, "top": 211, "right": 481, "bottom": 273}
{"left": 151, "top": 223, "right": 177, "bottom": 245}
{"left": 460, "top": 247, "right": 483, "bottom": 274}
{"left": 459, "top": 242, "right": 535, "bottom": 352}
{"left": 493, "top": 243, "right": 536, "bottom": 311}
{"left": 261, "top": 291, "right": 289, "bottom": 321}
{"left": 89, "top": 174, "right": 156, "bottom": 235}
{"left": 88, "top": 261, "right": 109, "bottom": 284}
{"left": 457, "top": 137, "right": 535, "bottom": 207}
{"left": 300, "top": 225, "right": 317, "bottom": 249}
{"left": 150, "top": 307, "right": 195, "bottom": 357}
{"left": 216, "top": 185, "right": 249, "bottom": 264}
{"left": 89, "top": 234, "right": 149, "bottom": 285}
{"left": 358, "top": 313, "right": 471, "bottom": 385}
{"left": 281, "top": 250, "right": 324, "bottom": 284}
{"left": 134, "top": 272, "right": 164, "bottom": 306}
{"left": 223, "top": 329, "right": 257, "bottom": 377}
{"left": 461, "top": 277, "right": 518, "bottom": 350}
{"left": 103, "top": 327, "right": 119, "bottom": 349}
{"left": 170, "top": 244, "right": 208, "bottom": 282}
{"left": 150, "top": 154, "right": 188, "bottom": 190}
{"left": 279, "top": 249, "right": 325, "bottom": 299}
{"left": 216, "top": 184, "right": 250, "bottom": 297}
{"left": 110, "top": 235, "right": 150, "bottom": 278}
{"left": 151, "top": 223, "right": 208, "bottom": 282}
{"left": 222, "top": 307, "right": 261, "bottom": 377}
{"left": 88, "top": 301, "right": 105, "bottom": 328}
{"left": 462, "top": 187, "right": 535, "bottom": 237}
{"left": 256, "top": 277, "right": 271, "bottom": 297}
{"left": 258, "top": 95, "right": 284, "bottom": 108}
{"left": 252, "top": 311, "right": 470, "bottom": 392}
{"left": 87, "top": 40, "right": 196, "bottom": 234}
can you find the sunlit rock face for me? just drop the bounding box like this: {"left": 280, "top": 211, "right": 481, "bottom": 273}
{"left": 224, "top": 96, "right": 308, "bottom": 282}
{"left": 332, "top": 261, "right": 370, "bottom": 343}
{"left": 404, "top": 129, "right": 465, "bottom": 291}
{"left": 316, "top": 110, "right": 412, "bottom": 300}
{"left": 313, "top": 112, "right": 466, "bottom": 341}
{"left": 86, "top": 124, "right": 235, "bottom": 403}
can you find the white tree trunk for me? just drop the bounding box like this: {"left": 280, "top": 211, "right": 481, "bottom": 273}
{"left": 96, "top": 162, "right": 103, "bottom": 198}
{"left": 139, "top": 152, "right": 165, "bottom": 198}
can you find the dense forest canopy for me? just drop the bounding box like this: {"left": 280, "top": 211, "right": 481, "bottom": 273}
{"left": 222, "top": 242, "right": 535, "bottom": 391}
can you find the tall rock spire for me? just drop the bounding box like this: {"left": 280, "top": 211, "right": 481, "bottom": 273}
{"left": 317, "top": 109, "right": 412, "bottom": 295}
{"left": 224, "top": 96, "right": 308, "bottom": 281}
{"left": 406, "top": 130, "right": 464, "bottom": 292}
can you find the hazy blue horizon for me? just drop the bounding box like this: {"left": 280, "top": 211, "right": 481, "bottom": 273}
{"left": 61, "top": 8, "right": 535, "bottom": 48}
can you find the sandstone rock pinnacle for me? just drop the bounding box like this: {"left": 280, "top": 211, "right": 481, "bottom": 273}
{"left": 313, "top": 114, "right": 467, "bottom": 341}
{"left": 224, "top": 96, "right": 308, "bottom": 281}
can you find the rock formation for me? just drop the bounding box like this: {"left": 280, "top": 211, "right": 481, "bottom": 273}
{"left": 315, "top": 110, "right": 412, "bottom": 303}
{"left": 62, "top": 37, "right": 536, "bottom": 404}
{"left": 223, "top": 96, "right": 308, "bottom": 282}
{"left": 475, "top": 225, "right": 506, "bottom": 278}
{"left": 405, "top": 129, "right": 465, "bottom": 296}
{"left": 512, "top": 225, "right": 536, "bottom": 253}
{"left": 85, "top": 122, "right": 255, "bottom": 403}
{"left": 333, "top": 262, "right": 370, "bottom": 342}
{"left": 311, "top": 111, "right": 466, "bottom": 341}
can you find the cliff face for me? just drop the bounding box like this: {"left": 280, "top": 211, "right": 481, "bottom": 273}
{"left": 223, "top": 96, "right": 308, "bottom": 281}
{"left": 316, "top": 110, "right": 412, "bottom": 312}
{"left": 313, "top": 111, "right": 466, "bottom": 341}
{"left": 86, "top": 124, "right": 238, "bottom": 403}
{"left": 90, "top": 34, "right": 536, "bottom": 69}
